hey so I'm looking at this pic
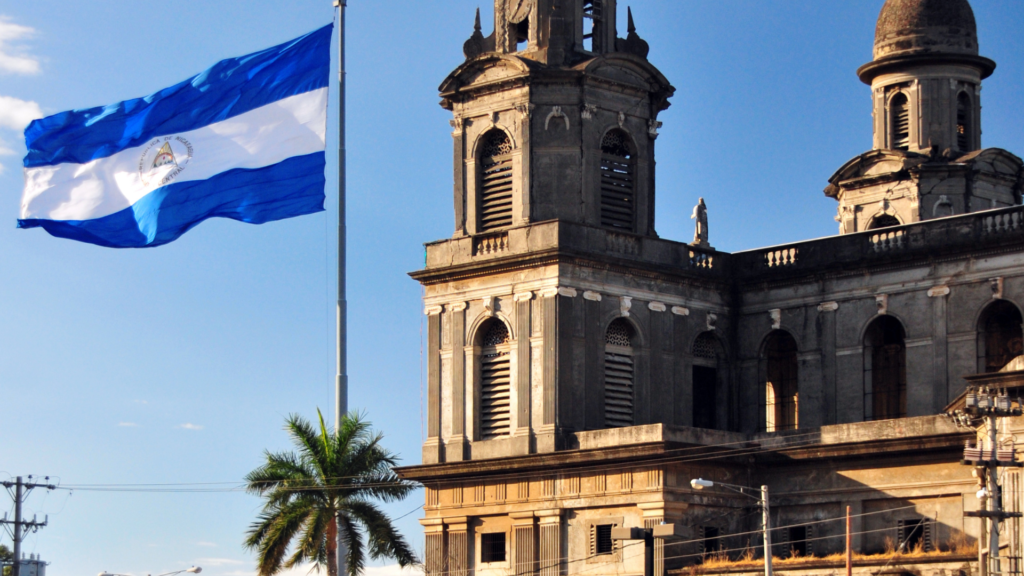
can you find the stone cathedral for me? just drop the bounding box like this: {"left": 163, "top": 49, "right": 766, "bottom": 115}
{"left": 395, "top": 2, "right": 1024, "bottom": 576}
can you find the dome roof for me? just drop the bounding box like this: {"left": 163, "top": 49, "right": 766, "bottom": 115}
{"left": 874, "top": 0, "right": 978, "bottom": 60}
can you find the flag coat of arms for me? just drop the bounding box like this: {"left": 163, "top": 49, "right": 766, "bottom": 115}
{"left": 18, "top": 24, "right": 332, "bottom": 248}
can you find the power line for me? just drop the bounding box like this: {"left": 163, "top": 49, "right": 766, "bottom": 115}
{"left": 1, "top": 476, "right": 57, "bottom": 576}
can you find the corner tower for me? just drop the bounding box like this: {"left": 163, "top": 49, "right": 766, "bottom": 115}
{"left": 443, "top": 0, "right": 674, "bottom": 237}
{"left": 826, "top": 0, "right": 1023, "bottom": 233}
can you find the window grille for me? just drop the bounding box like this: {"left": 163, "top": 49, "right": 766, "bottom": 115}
{"left": 480, "top": 320, "right": 512, "bottom": 439}
{"left": 868, "top": 214, "right": 901, "bottom": 230}
{"left": 783, "top": 525, "right": 812, "bottom": 557}
{"left": 591, "top": 524, "right": 617, "bottom": 555}
{"left": 890, "top": 93, "right": 910, "bottom": 151}
{"left": 865, "top": 316, "right": 907, "bottom": 420}
{"left": 600, "top": 130, "right": 636, "bottom": 232}
{"left": 699, "top": 526, "right": 721, "bottom": 557}
{"left": 897, "top": 519, "right": 932, "bottom": 553}
{"left": 481, "top": 532, "right": 507, "bottom": 563}
{"left": 764, "top": 331, "right": 798, "bottom": 432}
{"left": 981, "top": 300, "right": 1024, "bottom": 372}
{"left": 479, "top": 130, "right": 514, "bottom": 231}
{"left": 957, "top": 93, "right": 970, "bottom": 151}
{"left": 604, "top": 319, "right": 635, "bottom": 428}
{"left": 693, "top": 333, "right": 718, "bottom": 360}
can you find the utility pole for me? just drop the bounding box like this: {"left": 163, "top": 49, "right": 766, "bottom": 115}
{"left": 1, "top": 476, "right": 57, "bottom": 576}
{"left": 954, "top": 386, "right": 1023, "bottom": 576}
{"left": 762, "top": 485, "right": 773, "bottom": 576}
{"left": 846, "top": 505, "right": 852, "bottom": 576}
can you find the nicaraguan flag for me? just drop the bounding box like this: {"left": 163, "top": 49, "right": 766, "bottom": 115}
{"left": 18, "top": 24, "right": 332, "bottom": 248}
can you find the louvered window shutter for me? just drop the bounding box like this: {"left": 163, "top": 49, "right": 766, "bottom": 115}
{"left": 479, "top": 130, "right": 514, "bottom": 231}
{"left": 604, "top": 320, "right": 635, "bottom": 428}
{"left": 479, "top": 321, "right": 512, "bottom": 439}
{"left": 891, "top": 94, "right": 910, "bottom": 151}
{"left": 600, "top": 130, "right": 636, "bottom": 232}
{"left": 957, "top": 93, "right": 970, "bottom": 151}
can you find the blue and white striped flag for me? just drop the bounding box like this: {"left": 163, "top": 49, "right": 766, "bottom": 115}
{"left": 18, "top": 24, "right": 332, "bottom": 248}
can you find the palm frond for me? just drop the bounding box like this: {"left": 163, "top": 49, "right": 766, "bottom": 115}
{"left": 342, "top": 500, "right": 419, "bottom": 567}
{"left": 245, "top": 498, "right": 315, "bottom": 576}
{"left": 338, "top": 512, "right": 366, "bottom": 576}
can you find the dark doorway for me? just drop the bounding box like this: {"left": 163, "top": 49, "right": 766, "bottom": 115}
{"left": 693, "top": 366, "right": 717, "bottom": 429}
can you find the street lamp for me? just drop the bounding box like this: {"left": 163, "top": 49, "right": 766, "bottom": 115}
{"left": 98, "top": 567, "right": 202, "bottom": 576}
{"left": 690, "top": 478, "right": 773, "bottom": 576}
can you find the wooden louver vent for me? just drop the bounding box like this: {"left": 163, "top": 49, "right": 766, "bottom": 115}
{"left": 600, "top": 130, "right": 636, "bottom": 232}
{"left": 891, "top": 94, "right": 910, "bottom": 151}
{"left": 604, "top": 319, "right": 635, "bottom": 428}
{"left": 957, "top": 93, "right": 970, "bottom": 151}
{"left": 479, "top": 130, "right": 514, "bottom": 232}
{"left": 480, "top": 320, "right": 512, "bottom": 439}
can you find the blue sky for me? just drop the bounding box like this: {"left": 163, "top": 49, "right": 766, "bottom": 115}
{"left": 1, "top": 1, "right": 1022, "bottom": 575}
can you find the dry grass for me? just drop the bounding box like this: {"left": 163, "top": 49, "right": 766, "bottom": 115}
{"left": 689, "top": 536, "right": 978, "bottom": 573}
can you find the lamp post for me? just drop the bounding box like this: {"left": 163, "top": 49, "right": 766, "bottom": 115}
{"left": 98, "top": 567, "right": 201, "bottom": 576}
{"left": 691, "top": 478, "right": 772, "bottom": 576}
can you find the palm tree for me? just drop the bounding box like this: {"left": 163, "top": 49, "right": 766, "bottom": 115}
{"left": 244, "top": 410, "right": 418, "bottom": 576}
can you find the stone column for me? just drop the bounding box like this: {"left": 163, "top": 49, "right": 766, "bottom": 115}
{"left": 513, "top": 292, "right": 534, "bottom": 455}
{"left": 451, "top": 119, "right": 466, "bottom": 236}
{"left": 537, "top": 510, "right": 563, "bottom": 576}
{"left": 424, "top": 306, "right": 443, "bottom": 464}
{"left": 449, "top": 302, "right": 469, "bottom": 461}
{"left": 513, "top": 512, "right": 537, "bottom": 576}
{"left": 421, "top": 518, "right": 446, "bottom": 576}
{"left": 537, "top": 288, "right": 560, "bottom": 452}
{"left": 446, "top": 517, "right": 469, "bottom": 576}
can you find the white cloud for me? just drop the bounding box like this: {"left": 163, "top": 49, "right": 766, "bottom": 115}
{"left": 195, "top": 557, "right": 245, "bottom": 567}
{"left": 178, "top": 423, "right": 204, "bottom": 430}
{"left": 0, "top": 16, "right": 40, "bottom": 75}
{"left": 118, "top": 422, "right": 138, "bottom": 427}
{"left": 0, "top": 95, "right": 42, "bottom": 131}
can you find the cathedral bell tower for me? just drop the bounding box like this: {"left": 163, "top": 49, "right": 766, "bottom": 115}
{"left": 443, "top": 0, "right": 674, "bottom": 238}
{"left": 826, "top": 0, "right": 1023, "bottom": 234}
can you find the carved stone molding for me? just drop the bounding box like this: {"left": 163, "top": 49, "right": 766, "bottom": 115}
{"left": 818, "top": 301, "right": 839, "bottom": 312}
{"left": 875, "top": 294, "right": 888, "bottom": 315}
{"left": 648, "top": 119, "right": 662, "bottom": 139}
{"left": 544, "top": 106, "right": 570, "bottom": 131}
{"left": 482, "top": 296, "right": 496, "bottom": 317}
{"left": 424, "top": 305, "right": 444, "bottom": 316}
{"left": 991, "top": 277, "right": 1004, "bottom": 299}
{"left": 557, "top": 287, "right": 578, "bottom": 298}
{"left": 706, "top": 312, "right": 718, "bottom": 331}
{"left": 513, "top": 291, "right": 534, "bottom": 302}
{"left": 769, "top": 309, "right": 781, "bottom": 330}
{"left": 648, "top": 301, "right": 666, "bottom": 313}
{"left": 583, "top": 290, "right": 602, "bottom": 302}
{"left": 449, "top": 301, "right": 468, "bottom": 313}
{"left": 671, "top": 306, "right": 690, "bottom": 316}
{"left": 620, "top": 297, "right": 632, "bottom": 318}
{"left": 617, "top": 111, "right": 626, "bottom": 129}
{"left": 449, "top": 117, "right": 463, "bottom": 137}
{"left": 581, "top": 103, "right": 598, "bottom": 120}
{"left": 927, "top": 285, "right": 950, "bottom": 298}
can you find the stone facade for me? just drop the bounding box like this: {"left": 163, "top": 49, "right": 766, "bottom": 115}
{"left": 396, "top": 2, "right": 1024, "bottom": 576}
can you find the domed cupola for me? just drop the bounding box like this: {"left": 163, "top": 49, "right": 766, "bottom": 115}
{"left": 873, "top": 0, "right": 981, "bottom": 60}
{"left": 856, "top": 0, "right": 994, "bottom": 155}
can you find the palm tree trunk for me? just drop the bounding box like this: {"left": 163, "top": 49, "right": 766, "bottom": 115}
{"left": 326, "top": 517, "right": 338, "bottom": 576}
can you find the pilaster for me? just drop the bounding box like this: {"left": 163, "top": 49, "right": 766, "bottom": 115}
{"left": 513, "top": 292, "right": 534, "bottom": 455}
{"left": 445, "top": 517, "right": 469, "bottom": 576}
{"left": 422, "top": 518, "right": 446, "bottom": 576}
{"left": 449, "top": 302, "right": 469, "bottom": 461}
{"left": 929, "top": 286, "right": 950, "bottom": 412}
{"left": 537, "top": 510, "right": 563, "bottom": 576}
{"left": 425, "top": 306, "right": 443, "bottom": 464}
{"left": 537, "top": 288, "right": 560, "bottom": 452}
{"left": 513, "top": 512, "right": 537, "bottom": 576}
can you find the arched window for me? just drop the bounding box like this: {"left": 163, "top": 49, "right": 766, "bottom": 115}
{"left": 864, "top": 316, "right": 906, "bottom": 421}
{"left": 956, "top": 93, "right": 971, "bottom": 152}
{"left": 599, "top": 130, "right": 636, "bottom": 232}
{"left": 692, "top": 332, "right": 719, "bottom": 430}
{"left": 478, "top": 319, "right": 512, "bottom": 439}
{"left": 478, "top": 130, "right": 514, "bottom": 232}
{"left": 604, "top": 319, "right": 635, "bottom": 428}
{"left": 762, "top": 331, "right": 798, "bottom": 432}
{"left": 978, "top": 300, "right": 1023, "bottom": 373}
{"left": 890, "top": 93, "right": 910, "bottom": 151}
{"left": 868, "top": 214, "right": 901, "bottom": 230}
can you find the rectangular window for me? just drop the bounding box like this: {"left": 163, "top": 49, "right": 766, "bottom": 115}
{"left": 481, "top": 532, "right": 506, "bottom": 563}
{"left": 898, "top": 519, "right": 931, "bottom": 553}
{"left": 700, "top": 526, "right": 721, "bottom": 557}
{"left": 595, "top": 524, "right": 615, "bottom": 555}
{"left": 787, "top": 526, "right": 812, "bottom": 557}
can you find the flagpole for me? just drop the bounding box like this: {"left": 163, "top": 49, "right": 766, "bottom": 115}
{"left": 333, "top": 2, "right": 349, "bottom": 576}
